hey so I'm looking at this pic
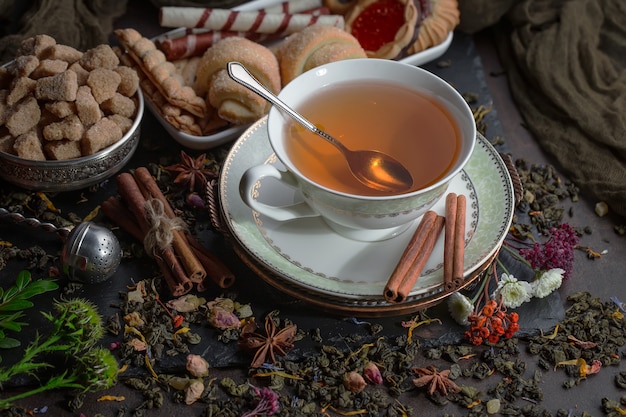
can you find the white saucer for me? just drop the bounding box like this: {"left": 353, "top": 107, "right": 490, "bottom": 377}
{"left": 219, "top": 117, "right": 514, "bottom": 304}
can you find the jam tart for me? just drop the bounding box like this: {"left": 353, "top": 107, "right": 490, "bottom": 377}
{"left": 344, "top": 0, "right": 419, "bottom": 59}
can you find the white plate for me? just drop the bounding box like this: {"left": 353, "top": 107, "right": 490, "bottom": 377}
{"left": 219, "top": 117, "right": 514, "bottom": 304}
{"left": 148, "top": 0, "right": 453, "bottom": 150}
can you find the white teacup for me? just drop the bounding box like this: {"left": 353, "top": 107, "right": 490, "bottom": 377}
{"left": 240, "top": 58, "right": 476, "bottom": 242}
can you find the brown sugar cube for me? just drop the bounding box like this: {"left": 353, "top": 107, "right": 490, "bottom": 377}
{"left": 80, "top": 44, "right": 119, "bottom": 71}
{"left": 6, "top": 96, "right": 41, "bottom": 137}
{"left": 10, "top": 55, "right": 39, "bottom": 78}
{"left": 0, "top": 133, "right": 15, "bottom": 154}
{"left": 16, "top": 34, "right": 56, "bottom": 58}
{"left": 101, "top": 93, "right": 136, "bottom": 118}
{"left": 87, "top": 68, "right": 121, "bottom": 104}
{"left": 7, "top": 77, "right": 36, "bottom": 106}
{"left": 44, "top": 139, "right": 82, "bottom": 160}
{"left": 35, "top": 70, "right": 78, "bottom": 101}
{"left": 82, "top": 117, "right": 122, "bottom": 155}
{"left": 108, "top": 114, "right": 133, "bottom": 134}
{"left": 31, "top": 59, "right": 69, "bottom": 79}
{"left": 43, "top": 114, "right": 84, "bottom": 141}
{"left": 45, "top": 101, "right": 76, "bottom": 119}
{"left": 68, "top": 62, "right": 90, "bottom": 86}
{"left": 113, "top": 66, "right": 139, "bottom": 97}
{"left": 14, "top": 130, "right": 46, "bottom": 161}
{"left": 40, "top": 44, "right": 83, "bottom": 64}
{"left": 38, "top": 108, "right": 59, "bottom": 128}
{"left": 75, "top": 85, "right": 102, "bottom": 126}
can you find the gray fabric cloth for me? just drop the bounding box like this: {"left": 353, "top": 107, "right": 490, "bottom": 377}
{"left": 0, "top": 0, "right": 128, "bottom": 64}
{"left": 497, "top": 0, "right": 626, "bottom": 218}
{"left": 457, "top": 0, "right": 516, "bottom": 34}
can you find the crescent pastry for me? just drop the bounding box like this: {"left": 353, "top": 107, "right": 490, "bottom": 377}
{"left": 276, "top": 24, "right": 366, "bottom": 86}
{"left": 195, "top": 37, "right": 280, "bottom": 125}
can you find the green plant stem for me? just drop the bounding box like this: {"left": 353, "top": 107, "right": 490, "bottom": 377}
{"left": 496, "top": 257, "right": 511, "bottom": 276}
{"left": 501, "top": 244, "right": 533, "bottom": 269}
{"left": 470, "top": 264, "right": 493, "bottom": 305}
{"left": 0, "top": 372, "right": 84, "bottom": 409}
{"left": 0, "top": 334, "right": 67, "bottom": 384}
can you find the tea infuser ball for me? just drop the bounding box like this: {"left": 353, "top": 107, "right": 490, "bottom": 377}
{"left": 0, "top": 208, "right": 122, "bottom": 284}
{"left": 60, "top": 222, "right": 122, "bottom": 284}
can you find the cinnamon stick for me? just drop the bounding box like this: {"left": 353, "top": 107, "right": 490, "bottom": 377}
{"left": 103, "top": 196, "right": 193, "bottom": 297}
{"left": 115, "top": 173, "right": 193, "bottom": 296}
{"left": 395, "top": 215, "right": 445, "bottom": 303}
{"left": 452, "top": 194, "right": 466, "bottom": 289}
{"left": 186, "top": 235, "right": 236, "bottom": 290}
{"left": 133, "top": 167, "right": 206, "bottom": 283}
{"left": 116, "top": 173, "right": 152, "bottom": 232}
{"left": 444, "top": 193, "right": 467, "bottom": 291}
{"left": 102, "top": 196, "right": 144, "bottom": 241}
{"left": 443, "top": 193, "right": 457, "bottom": 291}
{"left": 133, "top": 167, "right": 236, "bottom": 290}
{"left": 384, "top": 211, "right": 438, "bottom": 303}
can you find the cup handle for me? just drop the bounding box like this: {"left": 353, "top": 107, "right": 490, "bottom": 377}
{"left": 239, "top": 164, "right": 320, "bottom": 221}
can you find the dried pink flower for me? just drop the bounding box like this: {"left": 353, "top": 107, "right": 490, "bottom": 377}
{"left": 519, "top": 223, "right": 579, "bottom": 280}
{"left": 186, "top": 354, "right": 209, "bottom": 377}
{"left": 241, "top": 385, "right": 280, "bottom": 417}
{"left": 186, "top": 192, "right": 205, "bottom": 208}
{"left": 184, "top": 379, "right": 205, "bottom": 405}
{"left": 207, "top": 306, "right": 241, "bottom": 330}
{"left": 167, "top": 294, "right": 206, "bottom": 313}
{"left": 343, "top": 371, "right": 367, "bottom": 393}
{"left": 363, "top": 362, "right": 383, "bottom": 384}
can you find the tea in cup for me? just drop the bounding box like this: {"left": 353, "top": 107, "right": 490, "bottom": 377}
{"left": 240, "top": 58, "right": 476, "bottom": 241}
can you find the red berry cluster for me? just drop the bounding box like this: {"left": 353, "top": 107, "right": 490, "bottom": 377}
{"left": 464, "top": 299, "right": 520, "bottom": 345}
{"left": 519, "top": 223, "right": 579, "bottom": 280}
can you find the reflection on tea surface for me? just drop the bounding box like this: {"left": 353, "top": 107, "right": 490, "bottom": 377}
{"left": 284, "top": 80, "right": 461, "bottom": 196}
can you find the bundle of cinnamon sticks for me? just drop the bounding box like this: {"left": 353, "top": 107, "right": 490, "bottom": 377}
{"left": 384, "top": 193, "right": 466, "bottom": 303}
{"left": 102, "top": 167, "right": 235, "bottom": 296}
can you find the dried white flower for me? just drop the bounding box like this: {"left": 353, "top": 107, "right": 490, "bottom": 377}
{"left": 492, "top": 273, "right": 532, "bottom": 309}
{"left": 447, "top": 292, "right": 474, "bottom": 325}
{"left": 531, "top": 268, "right": 564, "bottom": 298}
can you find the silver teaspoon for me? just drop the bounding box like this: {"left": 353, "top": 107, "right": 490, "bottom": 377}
{"left": 227, "top": 61, "right": 414, "bottom": 193}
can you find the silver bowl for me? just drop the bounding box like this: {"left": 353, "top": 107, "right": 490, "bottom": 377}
{"left": 0, "top": 89, "right": 144, "bottom": 192}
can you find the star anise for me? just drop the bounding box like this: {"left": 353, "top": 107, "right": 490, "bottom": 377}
{"left": 238, "top": 314, "right": 297, "bottom": 368}
{"left": 165, "top": 150, "right": 216, "bottom": 192}
{"left": 412, "top": 365, "right": 460, "bottom": 396}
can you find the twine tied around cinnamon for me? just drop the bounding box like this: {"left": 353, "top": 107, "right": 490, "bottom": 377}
{"left": 143, "top": 198, "right": 188, "bottom": 256}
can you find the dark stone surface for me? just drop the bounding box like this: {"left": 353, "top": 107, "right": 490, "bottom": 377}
{"left": 0, "top": 1, "right": 624, "bottom": 415}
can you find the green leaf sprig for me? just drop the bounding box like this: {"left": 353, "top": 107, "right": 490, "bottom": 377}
{"left": 0, "top": 270, "right": 58, "bottom": 351}
{"left": 0, "top": 298, "right": 118, "bottom": 409}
